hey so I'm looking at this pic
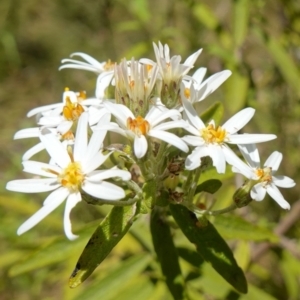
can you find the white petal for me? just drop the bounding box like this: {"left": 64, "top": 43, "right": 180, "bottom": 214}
{"left": 88, "top": 168, "right": 131, "bottom": 182}
{"left": 184, "top": 49, "right": 202, "bottom": 67}
{"left": 181, "top": 92, "right": 205, "bottom": 130}
{"left": 40, "top": 129, "right": 70, "bottom": 168}
{"left": 146, "top": 107, "right": 181, "bottom": 126}
{"left": 82, "top": 181, "right": 126, "bottom": 200}
{"left": 22, "top": 142, "right": 45, "bottom": 160}
{"left": 83, "top": 152, "right": 111, "bottom": 174}
{"left": 17, "top": 188, "right": 68, "bottom": 235}
{"left": 70, "top": 52, "right": 105, "bottom": 69}
{"left": 182, "top": 135, "right": 205, "bottom": 147}
{"left": 198, "top": 70, "right": 232, "bottom": 101}
{"left": 237, "top": 144, "right": 261, "bottom": 168}
{"left": 43, "top": 186, "right": 69, "bottom": 206}
{"left": 154, "top": 120, "right": 188, "bottom": 131}
{"left": 59, "top": 64, "right": 100, "bottom": 73}
{"left": 56, "top": 121, "right": 73, "bottom": 135}
{"left": 264, "top": 151, "right": 282, "bottom": 171}
{"left": 27, "top": 103, "right": 63, "bottom": 118}
{"left": 222, "top": 108, "right": 255, "bottom": 134}
{"left": 251, "top": 183, "right": 266, "bottom": 201}
{"left": 148, "top": 129, "right": 189, "bottom": 152}
{"left": 266, "top": 183, "right": 290, "bottom": 209}
{"left": 14, "top": 128, "right": 40, "bottom": 139}
{"left": 185, "top": 146, "right": 209, "bottom": 170}
{"left": 6, "top": 178, "right": 60, "bottom": 193}
{"left": 104, "top": 101, "right": 133, "bottom": 128}
{"left": 74, "top": 112, "right": 88, "bottom": 162}
{"left": 64, "top": 192, "right": 82, "bottom": 240}
{"left": 192, "top": 67, "right": 207, "bottom": 84}
{"left": 22, "top": 161, "right": 61, "bottom": 177}
{"left": 209, "top": 145, "right": 226, "bottom": 173}
{"left": 272, "top": 175, "right": 296, "bottom": 188}
{"left": 96, "top": 72, "right": 114, "bottom": 99}
{"left": 134, "top": 135, "right": 148, "bottom": 158}
{"left": 222, "top": 146, "right": 254, "bottom": 179}
{"left": 38, "top": 116, "right": 64, "bottom": 127}
{"left": 227, "top": 134, "right": 276, "bottom": 144}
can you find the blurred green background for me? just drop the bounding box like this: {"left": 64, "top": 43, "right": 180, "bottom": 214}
{"left": 1, "top": 0, "right": 300, "bottom": 299}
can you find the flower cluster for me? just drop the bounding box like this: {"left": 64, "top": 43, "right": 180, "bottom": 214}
{"left": 6, "top": 42, "right": 295, "bottom": 239}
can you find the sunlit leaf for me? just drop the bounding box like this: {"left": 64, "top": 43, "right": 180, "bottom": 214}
{"left": 213, "top": 215, "right": 278, "bottom": 242}
{"left": 170, "top": 204, "right": 247, "bottom": 294}
{"left": 69, "top": 204, "right": 140, "bottom": 288}
{"left": 74, "top": 253, "right": 151, "bottom": 300}
{"left": 233, "top": 0, "right": 250, "bottom": 47}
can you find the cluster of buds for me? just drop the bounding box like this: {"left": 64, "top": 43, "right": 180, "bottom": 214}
{"left": 6, "top": 42, "right": 295, "bottom": 240}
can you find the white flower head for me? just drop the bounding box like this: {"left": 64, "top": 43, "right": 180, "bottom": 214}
{"left": 6, "top": 112, "right": 131, "bottom": 239}
{"left": 140, "top": 41, "right": 201, "bottom": 88}
{"left": 60, "top": 53, "right": 115, "bottom": 100}
{"left": 26, "top": 88, "right": 104, "bottom": 134}
{"left": 181, "top": 91, "right": 277, "bottom": 173}
{"left": 114, "top": 58, "right": 159, "bottom": 116}
{"left": 232, "top": 144, "right": 295, "bottom": 209}
{"left": 101, "top": 101, "right": 189, "bottom": 159}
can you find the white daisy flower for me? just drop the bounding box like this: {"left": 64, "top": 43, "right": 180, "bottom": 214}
{"left": 182, "top": 67, "right": 232, "bottom": 103}
{"left": 231, "top": 144, "right": 295, "bottom": 209}
{"left": 114, "top": 58, "right": 159, "bottom": 116}
{"left": 140, "top": 42, "right": 202, "bottom": 85}
{"left": 101, "top": 101, "right": 189, "bottom": 159}
{"left": 26, "top": 88, "right": 104, "bottom": 134}
{"left": 6, "top": 112, "right": 131, "bottom": 240}
{"left": 181, "top": 94, "right": 277, "bottom": 173}
{"left": 60, "top": 53, "right": 115, "bottom": 100}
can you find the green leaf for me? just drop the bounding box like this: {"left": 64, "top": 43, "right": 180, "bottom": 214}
{"left": 213, "top": 215, "right": 278, "bottom": 242}
{"left": 224, "top": 71, "right": 249, "bottom": 113}
{"left": 177, "top": 247, "right": 204, "bottom": 268}
{"left": 192, "top": 3, "right": 219, "bottom": 30}
{"left": 257, "top": 30, "right": 300, "bottom": 96}
{"left": 200, "top": 101, "right": 224, "bottom": 125}
{"left": 150, "top": 207, "right": 186, "bottom": 300}
{"left": 233, "top": 0, "right": 250, "bottom": 47}
{"left": 169, "top": 204, "right": 247, "bottom": 294}
{"left": 240, "top": 284, "right": 278, "bottom": 300}
{"left": 195, "top": 179, "right": 222, "bottom": 195}
{"left": 69, "top": 204, "right": 139, "bottom": 288}
{"left": 74, "top": 253, "right": 151, "bottom": 300}
{"left": 9, "top": 225, "right": 95, "bottom": 277}
{"left": 142, "top": 180, "right": 157, "bottom": 209}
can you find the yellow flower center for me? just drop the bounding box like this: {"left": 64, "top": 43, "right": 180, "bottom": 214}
{"left": 255, "top": 167, "right": 272, "bottom": 185}
{"left": 184, "top": 87, "right": 190, "bottom": 99}
{"left": 58, "top": 162, "right": 84, "bottom": 192}
{"left": 201, "top": 124, "right": 227, "bottom": 144}
{"left": 63, "top": 96, "right": 84, "bottom": 121}
{"left": 127, "top": 116, "right": 150, "bottom": 137}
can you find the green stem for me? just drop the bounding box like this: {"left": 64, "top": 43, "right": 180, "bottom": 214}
{"left": 193, "top": 203, "right": 238, "bottom": 216}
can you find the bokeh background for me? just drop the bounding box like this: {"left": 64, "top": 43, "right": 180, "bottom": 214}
{"left": 1, "top": 0, "right": 300, "bottom": 299}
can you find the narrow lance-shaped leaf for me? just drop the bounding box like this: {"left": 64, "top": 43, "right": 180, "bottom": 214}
{"left": 74, "top": 253, "right": 151, "bottom": 300}
{"left": 169, "top": 204, "right": 248, "bottom": 294}
{"left": 150, "top": 207, "right": 186, "bottom": 300}
{"left": 69, "top": 203, "right": 139, "bottom": 288}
